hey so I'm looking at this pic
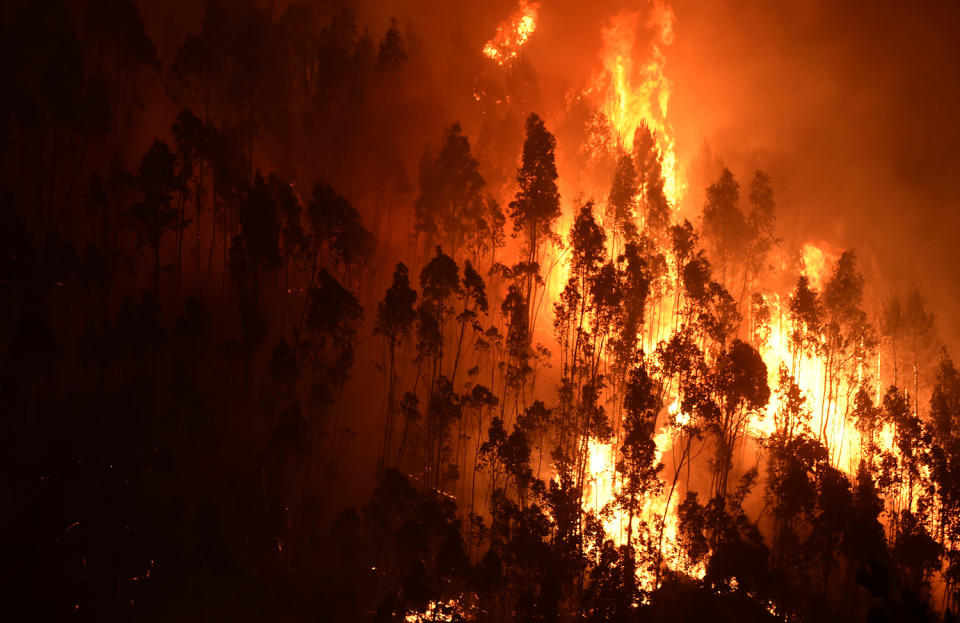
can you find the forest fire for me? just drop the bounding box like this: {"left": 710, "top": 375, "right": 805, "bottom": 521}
{"left": 5, "top": 0, "right": 960, "bottom": 621}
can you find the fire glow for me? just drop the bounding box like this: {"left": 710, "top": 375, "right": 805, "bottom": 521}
{"left": 482, "top": 0, "right": 540, "bottom": 66}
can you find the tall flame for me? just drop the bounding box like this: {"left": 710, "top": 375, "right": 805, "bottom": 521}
{"left": 482, "top": 1, "right": 540, "bottom": 66}
{"left": 594, "top": 1, "right": 684, "bottom": 205}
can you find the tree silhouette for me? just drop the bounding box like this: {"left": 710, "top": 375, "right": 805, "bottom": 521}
{"left": 618, "top": 363, "right": 664, "bottom": 552}
{"left": 126, "top": 140, "right": 184, "bottom": 297}
{"left": 740, "top": 171, "right": 778, "bottom": 307}
{"left": 415, "top": 122, "right": 486, "bottom": 258}
{"left": 702, "top": 168, "right": 748, "bottom": 287}
{"left": 171, "top": 107, "right": 210, "bottom": 284}
{"left": 510, "top": 113, "right": 561, "bottom": 333}
{"left": 303, "top": 269, "right": 363, "bottom": 420}
{"left": 607, "top": 153, "right": 640, "bottom": 248}
{"left": 633, "top": 122, "right": 671, "bottom": 241}
{"left": 450, "top": 260, "right": 489, "bottom": 385}
{"left": 712, "top": 339, "right": 769, "bottom": 498}
{"left": 818, "top": 251, "right": 876, "bottom": 455}
{"left": 375, "top": 263, "right": 418, "bottom": 468}
{"left": 788, "top": 275, "right": 822, "bottom": 376}
{"left": 377, "top": 18, "right": 409, "bottom": 72}
{"left": 228, "top": 172, "right": 282, "bottom": 297}
{"left": 306, "top": 181, "right": 374, "bottom": 286}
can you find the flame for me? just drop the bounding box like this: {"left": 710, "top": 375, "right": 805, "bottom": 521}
{"left": 581, "top": 241, "right": 884, "bottom": 585}
{"left": 583, "top": 399, "right": 700, "bottom": 584}
{"left": 482, "top": 1, "right": 540, "bottom": 66}
{"left": 591, "top": 1, "right": 684, "bottom": 205}
{"left": 404, "top": 598, "right": 464, "bottom": 622}
{"left": 754, "top": 243, "right": 861, "bottom": 470}
{"left": 801, "top": 242, "right": 832, "bottom": 290}
{"left": 760, "top": 296, "right": 859, "bottom": 470}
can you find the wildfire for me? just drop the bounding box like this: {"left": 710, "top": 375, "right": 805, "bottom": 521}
{"left": 482, "top": 0, "right": 540, "bottom": 66}
{"left": 404, "top": 598, "right": 465, "bottom": 622}
{"left": 593, "top": 1, "right": 684, "bottom": 205}
{"left": 477, "top": 0, "right": 922, "bottom": 600}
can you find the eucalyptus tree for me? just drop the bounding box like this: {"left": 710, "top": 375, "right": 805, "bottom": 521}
{"left": 414, "top": 122, "right": 486, "bottom": 260}
{"left": 788, "top": 275, "right": 822, "bottom": 379}
{"left": 711, "top": 339, "right": 769, "bottom": 499}
{"left": 818, "top": 251, "right": 877, "bottom": 455}
{"left": 509, "top": 113, "right": 561, "bottom": 334}
{"left": 375, "top": 263, "right": 418, "bottom": 468}
{"left": 606, "top": 153, "right": 639, "bottom": 252}
{"left": 928, "top": 353, "right": 960, "bottom": 609}
{"left": 632, "top": 122, "right": 670, "bottom": 242}
{"left": 125, "top": 140, "right": 184, "bottom": 297}
{"left": 702, "top": 168, "right": 748, "bottom": 288}
{"left": 228, "top": 172, "right": 282, "bottom": 298}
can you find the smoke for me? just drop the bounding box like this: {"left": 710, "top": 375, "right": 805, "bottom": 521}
{"left": 665, "top": 0, "right": 960, "bottom": 350}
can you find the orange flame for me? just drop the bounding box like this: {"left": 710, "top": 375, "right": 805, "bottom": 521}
{"left": 592, "top": 1, "right": 684, "bottom": 205}
{"left": 801, "top": 242, "right": 832, "bottom": 290}
{"left": 482, "top": 1, "right": 540, "bottom": 66}
{"left": 756, "top": 243, "right": 862, "bottom": 470}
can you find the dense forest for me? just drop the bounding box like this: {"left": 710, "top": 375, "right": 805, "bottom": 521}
{"left": 3, "top": 1, "right": 960, "bottom": 621}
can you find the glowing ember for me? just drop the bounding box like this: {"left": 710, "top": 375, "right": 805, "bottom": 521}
{"left": 404, "top": 598, "right": 465, "bottom": 622}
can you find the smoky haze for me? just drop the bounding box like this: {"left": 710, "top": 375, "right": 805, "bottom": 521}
{"left": 667, "top": 0, "right": 960, "bottom": 349}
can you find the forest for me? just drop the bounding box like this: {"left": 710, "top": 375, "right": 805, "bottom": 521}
{"left": 3, "top": 0, "right": 960, "bottom": 621}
